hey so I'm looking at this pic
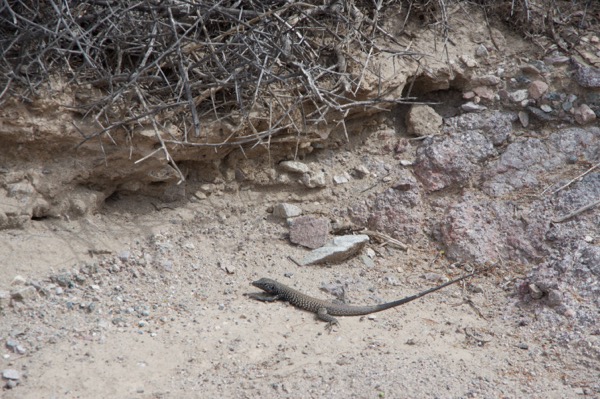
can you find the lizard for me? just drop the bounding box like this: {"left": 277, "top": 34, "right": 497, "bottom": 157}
{"left": 249, "top": 270, "right": 484, "bottom": 328}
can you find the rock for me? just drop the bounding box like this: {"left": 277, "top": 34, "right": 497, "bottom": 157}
{"left": 289, "top": 216, "right": 330, "bottom": 249}
{"left": 11, "top": 275, "right": 26, "bottom": 286}
{"left": 518, "top": 111, "right": 529, "bottom": 127}
{"left": 0, "top": 290, "right": 10, "bottom": 309}
{"left": 414, "top": 130, "right": 495, "bottom": 191}
{"left": 546, "top": 289, "right": 563, "bottom": 307}
{"left": 406, "top": 105, "right": 442, "bottom": 136}
{"left": 527, "top": 106, "right": 557, "bottom": 121}
{"left": 5, "top": 340, "right": 19, "bottom": 352}
{"left": 194, "top": 191, "right": 207, "bottom": 200}
{"left": 332, "top": 174, "right": 350, "bottom": 185}
{"left": 475, "top": 44, "right": 489, "bottom": 58}
{"left": 528, "top": 81, "right": 548, "bottom": 99}
{"left": 161, "top": 260, "right": 173, "bottom": 272}
{"left": 544, "top": 55, "right": 570, "bottom": 65}
{"left": 540, "top": 104, "right": 553, "bottom": 113}
{"left": 509, "top": 89, "right": 529, "bottom": 103}
{"left": 279, "top": 161, "right": 310, "bottom": 174}
{"left": 459, "top": 55, "right": 478, "bottom": 68}
{"left": 521, "top": 64, "right": 541, "bottom": 76}
{"left": 438, "top": 195, "right": 521, "bottom": 263}
{"left": 11, "top": 286, "right": 37, "bottom": 301}
{"left": 574, "top": 104, "right": 596, "bottom": 125}
{"left": 118, "top": 250, "right": 130, "bottom": 262}
{"left": 528, "top": 283, "right": 544, "bottom": 299}
{"left": 473, "top": 86, "right": 495, "bottom": 100}
{"left": 472, "top": 75, "right": 501, "bottom": 86}
{"left": 461, "top": 102, "right": 487, "bottom": 112}
{"left": 301, "top": 234, "right": 369, "bottom": 265}
{"left": 2, "top": 369, "right": 20, "bottom": 380}
{"left": 573, "top": 61, "right": 600, "bottom": 88}
{"left": 300, "top": 171, "right": 327, "bottom": 188}
{"left": 475, "top": 44, "right": 490, "bottom": 58}
{"left": 272, "top": 203, "right": 302, "bottom": 218}
{"left": 352, "top": 165, "right": 370, "bottom": 178}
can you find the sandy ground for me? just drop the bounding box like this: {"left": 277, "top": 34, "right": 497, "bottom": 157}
{"left": 1, "top": 182, "right": 596, "bottom": 399}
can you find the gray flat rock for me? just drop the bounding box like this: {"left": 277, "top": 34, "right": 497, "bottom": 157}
{"left": 301, "top": 234, "right": 369, "bottom": 265}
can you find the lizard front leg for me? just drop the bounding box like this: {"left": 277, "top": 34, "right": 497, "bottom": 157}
{"left": 247, "top": 293, "right": 281, "bottom": 302}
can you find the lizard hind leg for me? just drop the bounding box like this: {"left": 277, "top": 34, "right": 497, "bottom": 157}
{"left": 317, "top": 307, "right": 340, "bottom": 331}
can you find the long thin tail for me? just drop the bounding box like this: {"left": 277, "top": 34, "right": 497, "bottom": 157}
{"left": 375, "top": 268, "right": 485, "bottom": 312}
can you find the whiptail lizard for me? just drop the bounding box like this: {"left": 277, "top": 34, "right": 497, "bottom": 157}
{"left": 249, "top": 270, "right": 483, "bottom": 328}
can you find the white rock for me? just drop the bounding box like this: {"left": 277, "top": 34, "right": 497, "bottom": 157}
{"left": 301, "top": 234, "right": 369, "bottom": 265}
{"left": 272, "top": 203, "right": 302, "bottom": 218}
{"left": 333, "top": 175, "right": 349, "bottom": 185}
{"left": 461, "top": 102, "right": 487, "bottom": 112}
{"left": 280, "top": 161, "right": 310, "bottom": 174}
{"left": 518, "top": 111, "right": 529, "bottom": 127}
{"left": 2, "top": 369, "right": 20, "bottom": 380}
{"left": 301, "top": 171, "right": 327, "bottom": 188}
{"left": 353, "top": 165, "right": 370, "bottom": 178}
{"left": 0, "top": 291, "right": 10, "bottom": 308}
{"left": 11, "top": 275, "right": 26, "bottom": 286}
{"left": 509, "top": 89, "right": 529, "bottom": 102}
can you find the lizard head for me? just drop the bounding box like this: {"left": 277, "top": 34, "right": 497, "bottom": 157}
{"left": 251, "top": 278, "right": 279, "bottom": 294}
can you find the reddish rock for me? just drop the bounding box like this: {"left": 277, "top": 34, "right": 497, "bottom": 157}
{"left": 473, "top": 86, "right": 495, "bottom": 100}
{"left": 528, "top": 81, "right": 548, "bottom": 100}
{"left": 289, "top": 216, "right": 330, "bottom": 249}
{"left": 574, "top": 104, "right": 597, "bottom": 125}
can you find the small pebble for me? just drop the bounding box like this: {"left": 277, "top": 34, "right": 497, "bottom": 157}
{"left": 118, "top": 251, "right": 130, "bottom": 262}
{"left": 2, "top": 369, "right": 20, "bottom": 380}
{"left": 5, "top": 339, "right": 19, "bottom": 351}
{"left": 566, "top": 155, "right": 578, "bottom": 164}
{"left": 272, "top": 203, "right": 302, "bottom": 218}
{"left": 461, "top": 102, "right": 487, "bottom": 112}
{"left": 475, "top": 44, "right": 488, "bottom": 58}
{"left": 518, "top": 111, "right": 529, "bottom": 127}
{"left": 11, "top": 275, "right": 26, "bottom": 286}
{"left": 279, "top": 161, "right": 310, "bottom": 174}
{"left": 353, "top": 165, "right": 369, "bottom": 178}
{"left": 529, "top": 284, "right": 544, "bottom": 299}
{"left": 333, "top": 175, "right": 349, "bottom": 185}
